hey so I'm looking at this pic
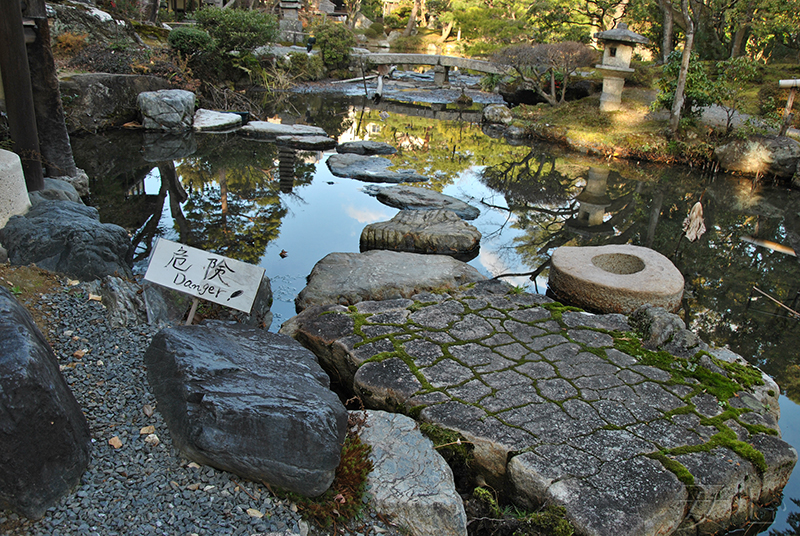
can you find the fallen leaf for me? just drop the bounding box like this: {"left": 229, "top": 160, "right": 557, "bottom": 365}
{"left": 88, "top": 293, "right": 102, "bottom": 302}
{"left": 246, "top": 508, "right": 263, "bottom": 518}
{"left": 187, "top": 462, "right": 201, "bottom": 469}
{"left": 67, "top": 279, "right": 80, "bottom": 287}
{"left": 140, "top": 425, "right": 155, "bottom": 435}
{"left": 73, "top": 349, "right": 86, "bottom": 359}
{"left": 144, "top": 434, "right": 160, "bottom": 446}
{"left": 187, "top": 483, "right": 200, "bottom": 491}
{"left": 334, "top": 493, "right": 346, "bottom": 504}
{"left": 108, "top": 436, "right": 123, "bottom": 449}
{"left": 143, "top": 404, "right": 155, "bottom": 417}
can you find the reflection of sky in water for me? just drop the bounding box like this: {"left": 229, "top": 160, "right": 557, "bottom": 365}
{"left": 774, "top": 396, "right": 800, "bottom": 532}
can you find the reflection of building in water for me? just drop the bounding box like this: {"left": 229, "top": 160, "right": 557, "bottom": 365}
{"left": 565, "top": 166, "right": 614, "bottom": 236}
{"left": 278, "top": 146, "right": 297, "bottom": 193}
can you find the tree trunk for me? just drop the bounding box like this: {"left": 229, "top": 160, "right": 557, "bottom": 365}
{"left": 403, "top": 0, "right": 419, "bottom": 37}
{"left": 0, "top": 0, "right": 44, "bottom": 191}
{"left": 439, "top": 21, "right": 454, "bottom": 42}
{"left": 669, "top": 0, "right": 695, "bottom": 134}
{"left": 658, "top": 0, "right": 674, "bottom": 63}
{"left": 28, "top": 15, "right": 78, "bottom": 178}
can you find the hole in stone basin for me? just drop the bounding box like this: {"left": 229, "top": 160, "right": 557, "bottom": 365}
{"left": 591, "top": 253, "right": 645, "bottom": 274}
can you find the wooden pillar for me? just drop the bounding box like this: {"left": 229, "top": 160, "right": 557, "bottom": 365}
{"left": 0, "top": 0, "right": 44, "bottom": 191}
{"left": 779, "top": 79, "right": 800, "bottom": 137}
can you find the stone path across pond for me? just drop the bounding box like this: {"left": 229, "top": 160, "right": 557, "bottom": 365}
{"left": 282, "top": 280, "right": 797, "bottom": 536}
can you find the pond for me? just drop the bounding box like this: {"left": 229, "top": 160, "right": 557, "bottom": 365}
{"left": 71, "top": 92, "right": 800, "bottom": 534}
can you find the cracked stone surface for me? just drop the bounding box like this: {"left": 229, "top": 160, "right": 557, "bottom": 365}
{"left": 281, "top": 280, "right": 797, "bottom": 536}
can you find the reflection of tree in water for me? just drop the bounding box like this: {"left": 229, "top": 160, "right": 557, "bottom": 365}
{"left": 770, "top": 498, "right": 800, "bottom": 536}
{"left": 174, "top": 135, "right": 302, "bottom": 265}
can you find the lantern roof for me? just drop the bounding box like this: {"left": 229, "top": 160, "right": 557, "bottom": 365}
{"left": 594, "top": 23, "right": 649, "bottom": 45}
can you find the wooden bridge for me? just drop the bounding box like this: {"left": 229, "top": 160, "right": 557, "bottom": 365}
{"left": 352, "top": 53, "right": 510, "bottom": 88}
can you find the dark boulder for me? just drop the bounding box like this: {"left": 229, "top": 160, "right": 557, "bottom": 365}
{"left": 0, "top": 287, "right": 92, "bottom": 519}
{"left": 144, "top": 324, "right": 348, "bottom": 497}
{"left": 59, "top": 73, "right": 170, "bottom": 133}
{"left": 0, "top": 200, "right": 133, "bottom": 281}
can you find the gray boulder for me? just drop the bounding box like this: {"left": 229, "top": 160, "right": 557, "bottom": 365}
{"left": 629, "top": 306, "right": 709, "bottom": 358}
{"left": 482, "top": 104, "right": 513, "bottom": 125}
{"left": 337, "top": 141, "right": 397, "bottom": 155}
{"left": 364, "top": 184, "right": 480, "bottom": 220}
{"left": 0, "top": 200, "right": 133, "bottom": 281}
{"left": 138, "top": 89, "right": 196, "bottom": 131}
{"left": 0, "top": 287, "right": 92, "bottom": 519}
{"left": 86, "top": 276, "right": 147, "bottom": 328}
{"left": 715, "top": 135, "right": 800, "bottom": 178}
{"left": 358, "top": 410, "right": 467, "bottom": 536}
{"left": 144, "top": 324, "right": 348, "bottom": 497}
{"left": 327, "top": 154, "right": 427, "bottom": 183}
{"left": 59, "top": 73, "right": 170, "bottom": 133}
{"left": 29, "top": 177, "right": 83, "bottom": 206}
{"left": 294, "top": 250, "right": 486, "bottom": 312}
{"left": 360, "top": 209, "right": 481, "bottom": 259}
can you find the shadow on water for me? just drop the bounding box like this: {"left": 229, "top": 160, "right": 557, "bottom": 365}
{"left": 70, "top": 93, "right": 800, "bottom": 535}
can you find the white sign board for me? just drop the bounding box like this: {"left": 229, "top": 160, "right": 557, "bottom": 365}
{"left": 144, "top": 238, "right": 265, "bottom": 314}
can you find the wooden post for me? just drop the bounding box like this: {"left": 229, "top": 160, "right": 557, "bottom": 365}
{"left": 779, "top": 79, "right": 800, "bottom": 136}
{"left": 0, "top": 0, "right": 44, "bottom": 192}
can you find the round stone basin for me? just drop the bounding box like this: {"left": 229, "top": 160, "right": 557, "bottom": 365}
{"left": 548, "top": 244, "right": 684, "bottom": 314}
{"left": 591, "top": 253, "right": 645, "bottom": 275}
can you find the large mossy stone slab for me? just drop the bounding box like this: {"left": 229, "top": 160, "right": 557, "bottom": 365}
{"left": 283, "top": 281, "right": 796, "bottom": 536}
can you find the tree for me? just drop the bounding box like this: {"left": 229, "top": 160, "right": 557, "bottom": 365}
{"left": 668, "top": 0, "right": 697, "bottom": 133}
{"left": 492, "top": 42, "right": 596, "bottom": 106}
{"left": 709, "top": 56, "right": 760, "bottom": 134}
{"left": 653, "top": 49, "right": 714, "bottom": 126}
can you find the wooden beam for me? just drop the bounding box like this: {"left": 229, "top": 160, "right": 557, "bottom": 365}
{"left": 0, "top": 0, "right": 43, "bottom": 191}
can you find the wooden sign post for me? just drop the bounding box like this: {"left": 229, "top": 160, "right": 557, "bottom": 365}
{"left": 779, "top": 79, "right": 800, "bottom": 136}
{"left": 144, "top": 238, "right": 266, "bottom": 325}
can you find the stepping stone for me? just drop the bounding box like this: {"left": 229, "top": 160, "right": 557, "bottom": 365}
{"left": 326, "top": 153, "right": 427, "bottom": 183}
{"left": 193, "top": 109, "right": 243, "bottom": 132}
{"left": 293, "top": 250, "right": 485, "bottom": 312}
{"left": 276, "top": 135, "right": 337, "bottom": 150}
{"left": 337, "top": 141, "right": 397, "bottom": 155}
{"left": 364, "top": 184, "right": 480, "bottom": 220}
{"left": 360, "top": 209, "right": 481, "bottom": 260}
{"left": 237, "top": 121, "right": 327, "bottom": 139}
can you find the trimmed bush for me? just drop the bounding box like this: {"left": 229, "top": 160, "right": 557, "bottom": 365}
{"left": 312, "top": 22, "right": 356, "bottom": 71}
{"left": 287, "top": 52, "right": 325, "bottom": 81}
{"left": 168, "top": 26, "right": 213, "bottom": 55}
{"left": 195, "top": 7, "right": 279, "bottom": 52}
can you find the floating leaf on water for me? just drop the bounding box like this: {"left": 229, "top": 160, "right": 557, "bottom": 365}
{"left": 682, "top": 201, "right": 706, "bottom": 242}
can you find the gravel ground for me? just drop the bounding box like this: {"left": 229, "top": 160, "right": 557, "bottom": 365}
{"left": 0, "top": 276, "right": 402, "bottom": 536}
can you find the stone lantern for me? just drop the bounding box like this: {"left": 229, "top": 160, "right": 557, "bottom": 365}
{"left": 594, "top": 23, "right": 649, "bottom": 112}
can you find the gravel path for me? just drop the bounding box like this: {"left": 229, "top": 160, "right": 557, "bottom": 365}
{"left": 0, "top": 277, "right": 401, "bottom": 536}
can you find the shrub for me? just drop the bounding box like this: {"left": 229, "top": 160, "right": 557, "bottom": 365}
{"left": 311, "top": 22, "right": 356, "bottom": 71}
{"left": 168, "top": 26, "right": 213, "bottom": 55}
{"left": 364, "top": 28, "right": 378, "bottom": 39}
{"left": 53, "top": 32, "right": 88, "bottom": 57}
{"left": 651, "top": 50, "right": 713, "bottom": 122}
{"left": 286, "top": 52, "right": 325, "bottom": 81}
{"left": 69, "top": 43, "right": 137, "bottom": 73}
{"left": 195, "top": 7, "right": 278, "bottom": 52}
{"left": 383, "top": 14, "right": 401, "bottom": 30}
{"left": 369, "top": 22, "right": 385, "bottom": 35}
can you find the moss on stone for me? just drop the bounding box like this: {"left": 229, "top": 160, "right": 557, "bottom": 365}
{"left": 649, "top": 452, "right": 695, "bottom": 487}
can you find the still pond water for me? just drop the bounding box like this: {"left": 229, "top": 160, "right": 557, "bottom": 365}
{"left": 72, "top": 93, "right": 800, "bottom": 534}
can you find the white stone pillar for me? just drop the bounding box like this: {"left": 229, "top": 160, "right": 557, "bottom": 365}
{"left": 0, "top": 149, "right": 32, "bottom": 228}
